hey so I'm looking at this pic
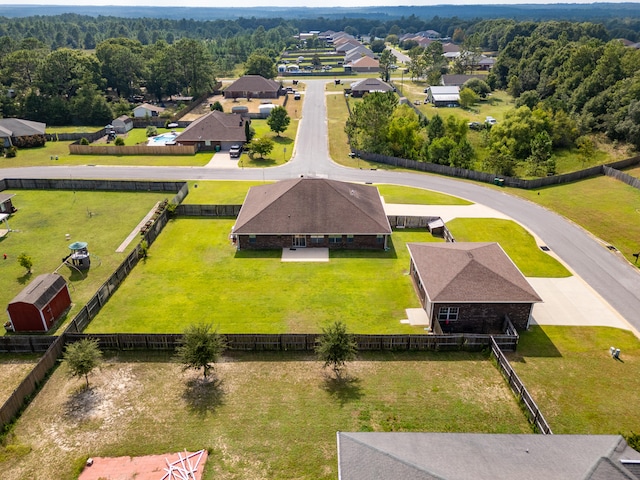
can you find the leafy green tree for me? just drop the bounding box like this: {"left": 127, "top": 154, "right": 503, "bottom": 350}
{"left": 345, "top": 91, "right": 398, "bottom": 154}
{"left": 146, "top": 125, "right": 158, "bottom": 137}
{"left": 17, "top": 253, "right": 33, "bottom": 274}
{"left": 450, "top": 138, "right": 476, "bottom": 168}
{"left": 36, "top": 48, "right": 102, "bottom": 101}
{"left": 112, "top": 98, "right": 132, "bottom": 117}
{"left": 459, "top": 87, "right": 479, "bottom": 109}
{"left": 69, "top": 83, "right": 113, "bottom": 125}
{"left": 63, "top": 338, "right": 103, "bottom": 388}
{"left": 463, "top": 78, "right": 491, "bottom": 98}
{"left": 249, "top": 136, "right": 274, "bottom": 159}
{"left": 267, "top": 106, "right": 290, "bottom": 137}
{"left": 315, "top": 321, "right": 357, "bottom": 379}
{"left": 445, "top": 115, "right": 469, "bottom": 143}
{"left": 428, "top": 136, "right": 457, "bottom": 165}
{"left": 244, "top": 53, "right": 277, "bottom": 79}
{"left": 311, "top": 54, "right": 322, "bottom": 70}
{"left": 427, "top": 114, "right": 445, "bottom": 141}
{"left": 528, "top": 130, "right": 553, "bottom": 175}
{"left": 386, "top": 104, "right": 423, "bottom": 160}
{"left": 173, "top": 38, "right": 216, "bottom": 96}
{"left": 176, "top": 324, "right": 226, "bottom": 380}
{"left": 370, "top": 39, "right": 386, "bottom": 53}
{"left": 378, "top": 49, "right": 395, "bottom": 83}
{"left": 576, "top": 135, "right": 596, "bottom": 166}
{"left": 95, "top": 38, "right": 146, "bottom": 98}
{"left": 211, "top": 101, "right": 223, "bottom": 112}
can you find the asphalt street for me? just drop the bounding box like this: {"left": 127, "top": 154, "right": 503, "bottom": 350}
{"left": 2, "top": 79, "right": 639, "bottom": 332}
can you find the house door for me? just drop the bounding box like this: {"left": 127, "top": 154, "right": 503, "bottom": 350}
{"left": 292, "top": 235, "right": 306, "bottom": 247}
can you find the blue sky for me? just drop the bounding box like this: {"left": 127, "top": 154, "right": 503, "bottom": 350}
{"left": 0, "top": 0, "right": 635, "bottom": 6}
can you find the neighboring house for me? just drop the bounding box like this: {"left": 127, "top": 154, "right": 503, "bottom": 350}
{"left": 335, "top": 38, "right": 362, "bottom": 53}
{"left": 133, "top": 103, "right": 165, "bottom": 118}
{"left": 224, "top": 75, "right": 282, "bottom": 100}
{"left": 112, "top": 115, "right": 133, "bottom": 134}
{"left": 337, "top": 432, "right": 640, "bottom": 480}
{"left": 233, "top": 178, "right": 392, "bottom": 251}
{"left": 441, "top": 74, "right": 488, "bottom": 87}
{"left": 426, "top": 86, "right": 460, "bottom": 106}
{"left": 346, "top": 56, "right": 380, "bottom": 73}
{"left": 407, "top": 242, "right": 542, "bottom": 333}
{"left": 442, "top": 42, "right": 461, "bottom": 53}
{"left": 0, "top": 118, "right": 46, "bottom": 148}
{"left": 478, "top": 56, "right": 496, "bottom": 70}
{"left": 0, "top": 193, "right": 16, "bottom": 214}
{"left": 6, "top": 273, "right": 72, "bottom": 332}
{"left": 174, "top": 111, "right": 247, "bottom": 151}
{"left": 344, "top": 45, "right": 374, "bottom": 64}
{"left": 349, "top": 78, "right": 393, "bottom": 97}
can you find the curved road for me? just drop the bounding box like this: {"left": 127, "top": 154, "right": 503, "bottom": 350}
{"left": 2, "top": 79, "right": 640, "bottom": 332}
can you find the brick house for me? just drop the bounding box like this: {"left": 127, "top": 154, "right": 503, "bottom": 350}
{"left": 174, "top": 111, "right": 247, "bottom": 151}
{"left": 224, "top": 75, "right": 282, "bottom": 100}
{"left": 349, "top": 78, "right": 393, "bottom": 97}
{"left": 233, "top": 178, "right": 392, "bottom": 251}
{"left": 407, "top": 242, "right": 542, "bottom": 333}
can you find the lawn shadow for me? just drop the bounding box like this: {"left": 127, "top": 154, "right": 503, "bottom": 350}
{"left": 181, "top": 376, "right": 225, "bottom": 417}
{"left": 321, "top": 372, "right": 364, "bottom": 406}
{"left": 507, "top": 326, "right": 562, "bottom": 361}
{"left": 16, "top": 271, "right": 32, "bottom": 285}
{"left": 63, "top": 384, "right": 101, "bottom": 422}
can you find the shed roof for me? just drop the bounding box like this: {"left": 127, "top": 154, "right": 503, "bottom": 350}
{"left": 175, "top": 111, "right": 246, "bottom": 143}
{"left": 337, "top": 432, "right": 640, "bottom": 480}
{"left": 0, "top": 193, "right": 15, "bottom": 203}
{"left": 9, "top": 273, "right": 68, "bottom": 310}
{"left": 234, "top": 178, "right": 391, "bottom": 235}
{"left": 225, "top": 75, "right": 280, "bottom": 94}
{"left": 407, "top": 242, "right": 541, "bottom": 303}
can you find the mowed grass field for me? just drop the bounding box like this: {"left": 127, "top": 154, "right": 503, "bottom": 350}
{"left": 2, "top": 351, "right": 532, "bottom": 480}
{"left": 0, "top": 190, "right": 167, "bottom": 333}
{"left": 447, "top": 218, "right": 571, "bottom": 277}
{"left": 507, "top": 326, "right": 640, "bottom": 435}
{"left": 509, "top": 176, "right": 640, "bottom": 265}
{"left": 86, "top": 220, "right": 439, "bottom": 334}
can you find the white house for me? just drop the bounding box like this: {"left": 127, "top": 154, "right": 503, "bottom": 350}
{"left": 133, "top": 103, "right": 166, "bottom": 118}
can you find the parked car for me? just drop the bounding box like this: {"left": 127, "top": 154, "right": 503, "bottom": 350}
{"left": 229, "top": 145, "right": 242, "bottom": 158}
{"left": 468, "top": 121, "right": 483, "bottom": 130}
{"left": 485, "top": 116, "right": 498, "bottom": 125}
{"left": 294, "top": 92, "right": 301, "bottom": 100}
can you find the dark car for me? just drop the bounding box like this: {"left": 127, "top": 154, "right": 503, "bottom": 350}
{"left": 229, "top": 145, "right": 242, "bottom": 158}
{"left": 468, "top": 121, "right": 483, "bottom": 130}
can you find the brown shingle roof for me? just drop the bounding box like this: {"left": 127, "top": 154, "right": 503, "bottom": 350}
{"left": 234, "top": 178, "right": 392, "bottom": 235}
{"left": 225, "top": 75, "right": 280, "bottom": 94}
{"left": 350, "top": 78, "right": 391, "bottom": 93}
{"left": 9, "top": 273, "right": 68, "bottom": 310}
{"left": 407, "top": 242, "right": 542, "bottom": 303}
{"left": 175, "top": 111, "right": 247, "bottom": 143}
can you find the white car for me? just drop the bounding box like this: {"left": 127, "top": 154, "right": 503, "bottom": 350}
{"left": 485, "top": 116, "right": 497, "bottom": 125}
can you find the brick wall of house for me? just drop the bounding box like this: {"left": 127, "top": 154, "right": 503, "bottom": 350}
{"left": 237, "top": 234, "right": 387, "bottom": 250}
{"left": 432, "top": 302, "right": 532, "bottom": 334}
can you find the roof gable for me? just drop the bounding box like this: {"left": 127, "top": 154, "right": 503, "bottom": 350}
{"left": 351, "top": 78, "right": 391, "bottom": 92}
{"left": 350, "top": 56, "right": 379, "bottom": 68}
{"left": 9, "top": 273, "right": 67, "bottom": 309}
{"left": 175, "top": 111, "right": 246, "bottom": 143}
{"left": 407, "top": 242, "right": 542, "bottom": 303}
{"left": 0, "top": 118, "right": 46, "bottom": 137}
{"left": 225, "top": 75, "right": 280, "bottom": 93}
{"left": 134, "top": 103, "right": 165, "bottom": 113}
{"left": 234, "top": 178, "right": 391, "bottom": 235}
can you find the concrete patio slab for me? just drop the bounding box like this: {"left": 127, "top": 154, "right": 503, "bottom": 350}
{"left": 382, "top": 202, "right": 510, "bottom": 222}
{"left": 281, "top": 247, "right": 329, "bottom": 262}
{"left": 527, "top": 276, "right": 631, "bottom": 330}
{"left": 400, "top": 308, "right": 430, "bottom": 326}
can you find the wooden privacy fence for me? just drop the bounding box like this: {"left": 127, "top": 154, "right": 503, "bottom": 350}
{"left": 62, "top": 332, "right": 519, "bottom": 352}
{"left": 0, "top": 336, "right": 65, "bottom": 428}
{"left": 0, "top": 336, "right": 57, "bottom": 353}
{"left": 69, "top": 144, "right": 196, "bottom": 156}
{"left": 1, "top": 178, "right": 188, "bottom": 195}
{"left": 490, "top": 337, "right": 552, "bottom": 434}
{"left": 176, "top": 204, "right": 242, "bottom": 217}
{"left": 603, "top": 165, "right": 640, "bottom": 190}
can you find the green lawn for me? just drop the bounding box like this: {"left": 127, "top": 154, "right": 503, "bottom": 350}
{"left": 447, "top": 218, "right": 571, "bottom": 277}
{"left": 376, "top": 184, "right": 473, "bottom": 205}
{"left": 0, "top": 190, "right": 167, "bottom": 334}
{"left": 87, "top": 220, "right": 443, "bottom": 334}
{"left": 3, "top": 351, "right": 531, "bottom": 480}
{"left": 509, "top": 176, "right": 640, "bottom": 265}
{"left": 507, "top": 326, "right": 640, "bottom": 435}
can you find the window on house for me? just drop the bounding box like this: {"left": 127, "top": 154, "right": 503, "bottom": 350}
{"left": 376, "top": 234, "right": 384, "bottom": 244}
{"left": 249, "top": 235, "right": 256, "bottom": 244}
{"left": 347, "top": 235, "right": 354, "bottom": 243}
{"left": 438, "top": 307, "right": 459, "bottom": 321}
{"left": 329, "top": 235, "right": 342, "bottom": 244}
{"left": 311, "top": 235, "right": 324, "bottom": 244}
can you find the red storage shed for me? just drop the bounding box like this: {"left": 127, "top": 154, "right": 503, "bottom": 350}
{"left": 6, "top": 273, "right": 71, "bottom": 332}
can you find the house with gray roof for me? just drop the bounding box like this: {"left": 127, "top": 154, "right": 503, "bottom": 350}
{"left": 233, "top": 178, "right": 391, "bottom": 251}
{"left": 337, "top": 432, "right": 640, "bottom": 480}
{"left": 0, "top": 118, "right": 46, "bottom": 148}
{"left": 407, "top": 242, "right": 542, "bottom": 333}
{"left": 344, "top": 45, "right": 374, "bottom": 64}
{"left": 133, "top": 102, "right": 165, "bottom": 118}
{"left": 349, "top": 78, "right": 392, "bottom": 97}
{"left": 441, "top": 74, "right": 488, "bottom": 87}
{"left": 426, "top": 86, "right": 460, "bottom": 107}
{"left": 224, "top": 75, "right": 282, "bottom": 100}
{"left": 175, "top": 111, "right": 247, "bottom": 152}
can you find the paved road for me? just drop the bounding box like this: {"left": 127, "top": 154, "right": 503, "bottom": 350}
{"left": 3, "top": 79, "right": 640, "bottom": 332}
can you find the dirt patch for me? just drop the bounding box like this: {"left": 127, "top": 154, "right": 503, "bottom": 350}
{"left": 180, "top": 94, "right": 287, "bottom": 122}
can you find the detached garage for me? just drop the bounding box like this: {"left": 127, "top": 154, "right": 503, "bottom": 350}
{"left": 6, "top": 273, "right": 71, "bottom": 332}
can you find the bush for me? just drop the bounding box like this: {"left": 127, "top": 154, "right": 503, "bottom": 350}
{"left": 79, "top": 137, "right": 90, "bottom": 145}
{"left": 146, "top": 125, "right": 158, "bottom": 137}
{"left": 5, "top": 146, "right": 17, "bottom": 158}
{"left": 114, "top": 137, "right": 125, "bottom": 146}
